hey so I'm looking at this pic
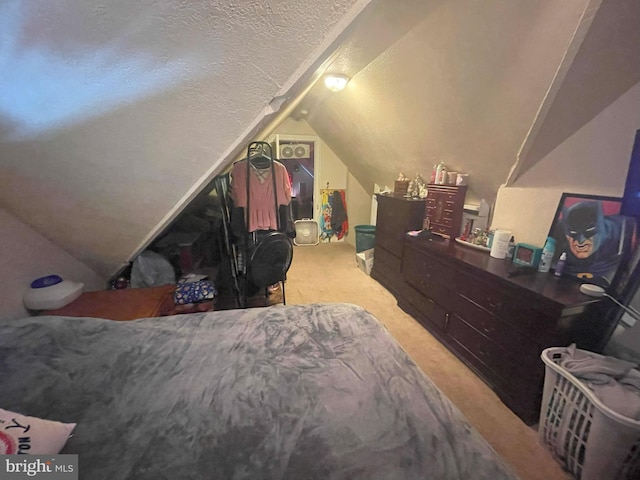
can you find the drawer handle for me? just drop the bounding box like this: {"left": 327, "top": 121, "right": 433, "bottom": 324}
{"left": 444, "top": 312, "right": 450, "bottom": 330}
{"left": 482, "top": 325, "right": 495, "bottom": 334}
{"left": 486, "top": 297, "right": 502, "bottom": 310}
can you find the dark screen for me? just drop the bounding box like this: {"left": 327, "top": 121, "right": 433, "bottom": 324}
{"left": 621, "top": 129, "right": 640, "bottom": 218}
{"left": 516, "top": 247, "right": 533, "bottom": 263}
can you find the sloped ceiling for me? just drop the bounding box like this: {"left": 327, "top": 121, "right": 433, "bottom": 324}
{"left": 0, "top": 0, "right": 363, "bottom": 277}
{"left": 296, "top": 0, "right": 638, "bottom": 204}
{"left": 299, "top": 0, "right": 593, "bottom": 205}
{"left": 1, "top": 0, "right": 637, "bottom": 279}
{"left": 510, "top": 0, "right": 640, "bottom": 184}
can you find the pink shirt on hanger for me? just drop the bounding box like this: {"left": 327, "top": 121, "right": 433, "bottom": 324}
{"left": 231, "top": 160, "right": 292, "bottom": 233}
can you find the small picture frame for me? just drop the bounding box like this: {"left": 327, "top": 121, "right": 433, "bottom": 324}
{"left": 547, "top": 192, "right": 637, "bottom": 288}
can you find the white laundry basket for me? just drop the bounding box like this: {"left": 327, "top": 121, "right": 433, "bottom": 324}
{"left": 539, "top": 347, "right": 640, "bottom": 480}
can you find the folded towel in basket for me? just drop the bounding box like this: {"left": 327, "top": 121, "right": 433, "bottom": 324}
{"left": 559, "top": 344, "right": 640, "bottom": 419}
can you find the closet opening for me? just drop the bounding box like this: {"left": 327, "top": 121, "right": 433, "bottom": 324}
{"left": 277, "top": 139, "right": 315, "bottom": 221}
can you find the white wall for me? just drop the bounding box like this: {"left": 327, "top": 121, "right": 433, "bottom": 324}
{"left": 347, "top": 172, "right": 373, "bottom": 230}
{"left": 0, "top": 207, "right": 106, "bottom": 320}
{"left": 491, "top": 81, "right": 640, "bottom": 248}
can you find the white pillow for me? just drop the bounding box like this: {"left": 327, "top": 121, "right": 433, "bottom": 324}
{"left": 0, "top": 408, "right": 76, "bottom": 454}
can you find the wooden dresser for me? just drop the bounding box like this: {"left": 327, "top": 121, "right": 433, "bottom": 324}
{"left": 397, "top": 235, "right": 612, "bottom": 424}
{"left": 370, "top": 194, "right": 426, "bottom": 297}
{"left": 425, "top": 184, "right": 467, "bottom": 239}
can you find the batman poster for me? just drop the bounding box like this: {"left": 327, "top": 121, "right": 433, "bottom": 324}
{"left": 549, "top": 193, "right": 638, "bottom": 288}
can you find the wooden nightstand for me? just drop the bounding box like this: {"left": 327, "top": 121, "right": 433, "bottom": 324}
{"left": 38, "top": 285, "right": 176, "bottom": 321}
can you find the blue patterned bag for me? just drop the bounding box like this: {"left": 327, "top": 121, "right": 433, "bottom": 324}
{"left": 173, "top": 279, "right": 217, "bottom": 305}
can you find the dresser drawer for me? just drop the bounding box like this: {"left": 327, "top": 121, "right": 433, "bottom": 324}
{"left": 454, "top": 295, "right": 541, "bottom": 366}
{"left": 371, "top": 245, "right": 404, "bottom": 293}
{"left": 429, "top": 224, "right": 452, "bottom": 238}
{"left": 446, "top": 313, "right": 546, "bottom": 424}
{"left": 402, "top": 283, "right": 449, "bottom": 330}
{"left": 375, "top": 232, "right": 404, "bottom": 258}
{"left": 403, "top": 243, "right": 457, "bottom": 291}
{"left": 456, "top": 274, "right": 557, "bottom": 340}
{"left": 427, "top": 201, "right": 457, "bottom": 212}
{"left": 426, "top": 207, "right": 455, "bottom": 225}
{"left": 374, "top": 244, "right": 400, "bottom": 271}
{"left": 426, "top": 205, "right": 456, "bottom": 225}
{"left": 447, "top": 314, "right": 540, "bottom": 389}
{"left": 404, "top": 269, "right": 457, "bottom": 311}
{"left": 426, "top": 190, "right": 459, "bottom": 205}
{"left": 433, "top": 215, "right": 455, "bottom": 229}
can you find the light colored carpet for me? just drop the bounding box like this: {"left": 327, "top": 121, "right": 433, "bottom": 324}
{"left": 285, "top": 242, "right": 570, "bottom": 480}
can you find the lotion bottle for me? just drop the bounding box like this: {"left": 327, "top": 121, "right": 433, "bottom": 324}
{"left": 554, "top": 252, "right": 567, "bottom": 277}
{"left": 538, "top": 236, "right": 556, "bottom": 273}
{"left": 438, "top": 165, "right": 447, "bottom": 184}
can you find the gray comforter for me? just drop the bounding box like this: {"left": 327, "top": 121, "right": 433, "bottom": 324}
{"left": 0, "top": 303, "right": 517, "bottom": 479}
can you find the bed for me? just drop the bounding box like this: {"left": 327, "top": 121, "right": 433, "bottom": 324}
{"left": 0, "top": 302, "right": 517, "bottom": 479}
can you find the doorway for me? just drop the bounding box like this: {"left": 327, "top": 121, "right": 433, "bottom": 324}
{"left": 278, "top": 139, "right": 315, "bottom": 220}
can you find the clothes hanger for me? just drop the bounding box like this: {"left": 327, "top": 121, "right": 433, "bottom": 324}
{"left": 249, "top": 153, "right": 271, "bottom": 169}
{"left": 248, "top": 143, "right": 272, "bottom": 169}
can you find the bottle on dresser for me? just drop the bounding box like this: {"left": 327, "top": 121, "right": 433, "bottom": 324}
{"left": 554, "top": 252, "right": 567, "bottom": 277}
{"left": 538, "top": 237, "right": 556, "bottom": 273}
{"left": 430, "top": 164, "right": 438, "bottom": 184}
{"left": 507, "top": 236, "right": 516, "bottom": 259}
{"left": 434, "top": 161, "right": 446, "bottom": 184}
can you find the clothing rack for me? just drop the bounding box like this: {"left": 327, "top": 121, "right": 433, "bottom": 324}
{"left": 212, "top": 174, "right": 242, "bottom": 307}
{"left": 238, "top": 141, "right": 292, "bottom": 307}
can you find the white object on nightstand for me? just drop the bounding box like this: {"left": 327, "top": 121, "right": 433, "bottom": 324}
{"left": 24, "top": 276, "right": 84, "bottom": 311}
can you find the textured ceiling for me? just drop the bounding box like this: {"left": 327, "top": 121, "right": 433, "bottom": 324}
{"left": 0, "top": 0, "right": 363, "bottom": 276}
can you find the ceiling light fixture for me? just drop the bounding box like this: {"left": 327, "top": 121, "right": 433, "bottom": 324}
{"left": 323, "top": 74, "right": 349, "bottom": 92}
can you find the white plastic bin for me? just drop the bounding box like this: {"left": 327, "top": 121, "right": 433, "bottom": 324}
{"left": 356, "top": 248, "right": 374, "bottom": 275}
{"left": 539, "top": 347, "right": 640, "bottom": 480}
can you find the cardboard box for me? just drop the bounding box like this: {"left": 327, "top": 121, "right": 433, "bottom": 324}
{"left": 356, "top": 248, "right": 374, "bottom": 276}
